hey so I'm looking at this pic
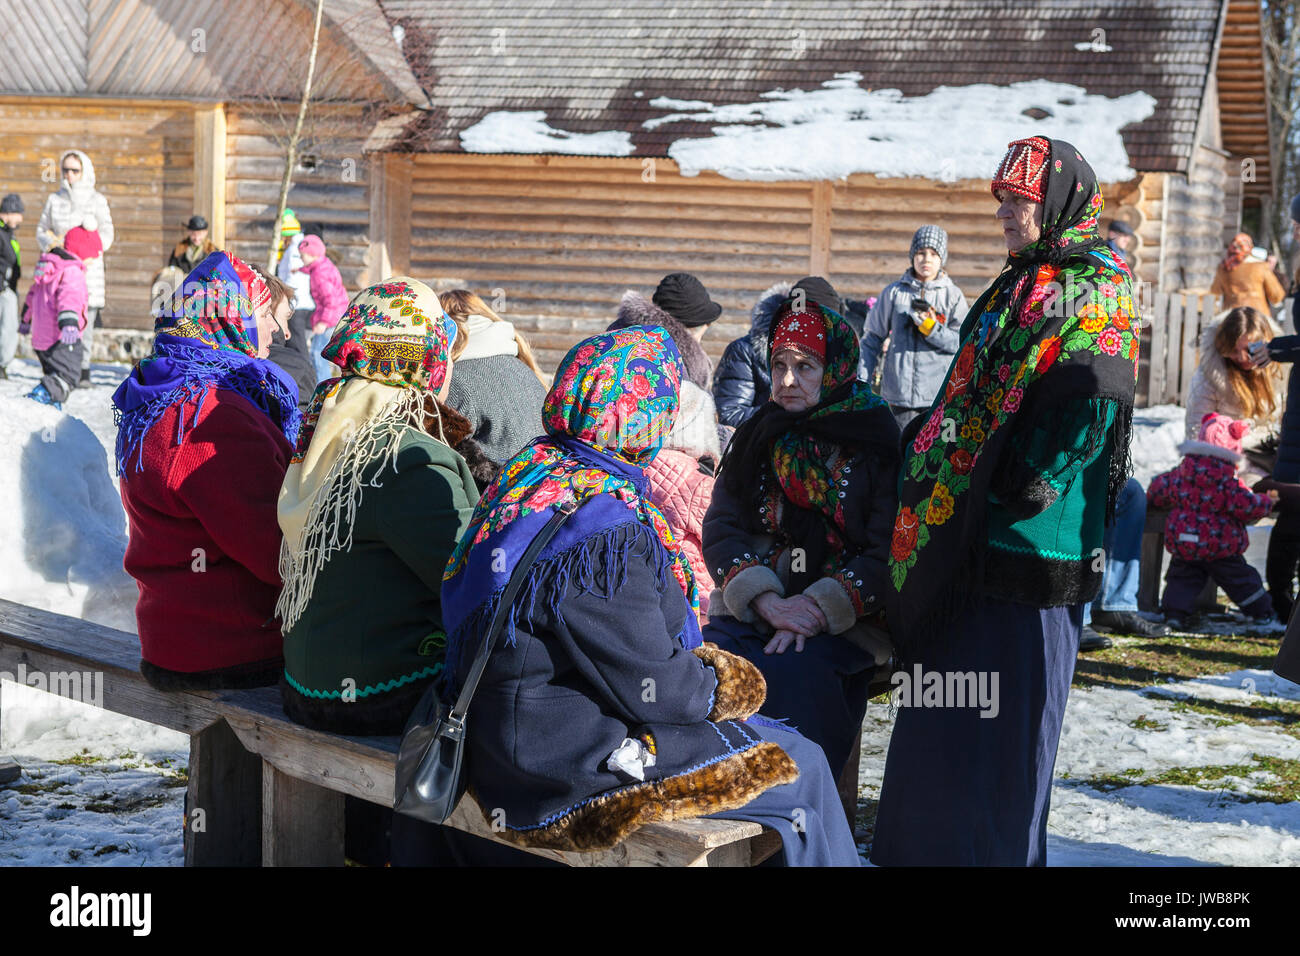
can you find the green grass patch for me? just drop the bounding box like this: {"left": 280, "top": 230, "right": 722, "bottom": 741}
{"left": 1129, "top": 714, "right": 1167, "bottom": 731}
{"left": 1079, "top": 755, "right": 1300, "bottom": 804}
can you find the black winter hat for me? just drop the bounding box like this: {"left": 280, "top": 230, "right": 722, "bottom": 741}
{"left": 652, "top": 272, "right": 722, "bottom": 328}
{"left": 1107, "top": 219, "right": 1134, "bottom": 237}
{"left": 788, "top": 275, "right": 844, "bottom": 316}
{"left": 0, "top": 194, "right": 24, "bottom": 214}
{"left": 184, "top": 215, "right": 208, "bottom": 230}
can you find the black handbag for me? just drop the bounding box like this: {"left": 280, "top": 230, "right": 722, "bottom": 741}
{"left": 393, "top": 497, "right": 583, "bottom": 824}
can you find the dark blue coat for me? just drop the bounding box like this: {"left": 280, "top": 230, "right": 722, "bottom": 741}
{"left": 454, "top": 500, "right": 796, "bottom": 852}
{"left": 1269, "top": 332, "right": 1300, "bottom": 483}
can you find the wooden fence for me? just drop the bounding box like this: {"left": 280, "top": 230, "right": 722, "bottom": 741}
{"left": 1141, "top": 291, "right": 1219, "bottom": 407}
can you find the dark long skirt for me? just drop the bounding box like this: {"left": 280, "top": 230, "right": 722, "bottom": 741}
{"left": 709, "top": 721, "right": 862, "bottom": 866}
{"left": 870, "top": 599, "right": 1081, "bottom": 867}
{"left": 702, "top": 615, "right": 876, "bottom": 778}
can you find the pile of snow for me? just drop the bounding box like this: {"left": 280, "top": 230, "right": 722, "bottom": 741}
{"left": 460, "top": 110, "right": 634, "bottom": 156}
{"left": 649, "top": 75, "right": 1156, "bottom": 182}
{"left": 0, "top": 360, "right": 135, "bottom": 632}
{"left": 1129, "top": 403, "right": 1185, "bottom": 487}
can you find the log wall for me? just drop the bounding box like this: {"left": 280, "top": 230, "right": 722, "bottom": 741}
{"left": 0, "top": 97, "right": 193, "bottom": 329}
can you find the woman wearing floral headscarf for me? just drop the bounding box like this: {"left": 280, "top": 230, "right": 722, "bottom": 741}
{"left": 701, "top": 297, "right": 901, "bottom": 781}
{"left": 439, "top": 325, "right": 860, "bottom": 865}
{"left": 113, "top": 250, "right": 299, "bottom": 690}
{"left": 276, "top": 277, "right": 478, "bottom": 735}
{"left": 870, "top": 137, "right": 1139, "bottom": 867}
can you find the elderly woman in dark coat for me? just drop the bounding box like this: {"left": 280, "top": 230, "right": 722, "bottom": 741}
{"left": 702, "top": 297, "right": 901, "bottom": 780}
{"left": 870, "top": 137, "right": 1139, "bottom": 867}
{"left": 438, "top": 325, "right": 860, "bottom": 865}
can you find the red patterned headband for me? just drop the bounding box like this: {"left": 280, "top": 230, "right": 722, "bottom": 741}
{"left": 771, "top": 309, "right": 827, "bottom": 364}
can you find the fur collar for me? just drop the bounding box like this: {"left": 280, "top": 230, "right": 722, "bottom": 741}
{"left": 611, "top": 291, "right": 713, "bottom": 390}
{"left": 663, "top": 381, "right": 723, "bottom": 461}
{"left": 748, "top": 281, "right": 793, "bottom": 353}
{"left": 1177, "top": 439, "right": 1242, "bottom": 466}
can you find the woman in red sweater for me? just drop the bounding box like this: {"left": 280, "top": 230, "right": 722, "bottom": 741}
{"left": 112, "top": 251, "right": 301, "bottom": 690}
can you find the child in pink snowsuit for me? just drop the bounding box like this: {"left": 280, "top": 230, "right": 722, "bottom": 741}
{"left": 297, "top": 234, "right": 348, "bottom": 383}
{"left": 1148, "top": 412, "right": 1277, "bottom": 627}
{"left": 21, "top": 225, "right": 98, "bottom": 406}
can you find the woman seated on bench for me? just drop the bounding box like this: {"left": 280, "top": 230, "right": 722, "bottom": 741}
{"left": 702, "top": 291, "right": 901, "bottom": 780}
{"left": 112, "top": 251, "right": 300, "bottom": 691}
{"left": 276, "top": 278, "right": 478, "bottom": 735}
{"left": 439, "top": 326, "right": 860, "bottom": 866}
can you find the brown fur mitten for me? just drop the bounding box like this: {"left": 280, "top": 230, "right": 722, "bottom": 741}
{"left": 693, "top": 642, "right": 767, "bottom": 721}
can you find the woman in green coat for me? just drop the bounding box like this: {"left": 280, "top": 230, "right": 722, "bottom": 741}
{"left": 276, "top": 277, "right": 478, "bottom": 735}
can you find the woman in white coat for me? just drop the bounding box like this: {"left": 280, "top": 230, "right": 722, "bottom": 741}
{"left": 37, "top": 149, "right": 114, "bottom": 386}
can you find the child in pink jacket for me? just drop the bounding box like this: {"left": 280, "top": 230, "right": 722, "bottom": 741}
{"left": 645, "top": 382, "right": 724, "bottom": 618}
{"left": 21, "top": 225, "right": 98, "bottom": 408}
{"left": 297, "top": 234, "right": 348, "bottom": 383}
{"left": 1148, "top": 412, "right": 1277, "bottom": 628}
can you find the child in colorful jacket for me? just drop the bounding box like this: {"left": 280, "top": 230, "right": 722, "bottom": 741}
{"left": 1148, "top": 412, "right": 1277, "bottom": 626}
{"left": 20, "top": 226, "right": 98, "bottom": 408}
{"left": 297, "top": 234, "right": 349, "bottom": 383}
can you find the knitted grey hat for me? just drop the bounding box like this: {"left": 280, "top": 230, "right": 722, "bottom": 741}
{"left": 0, "top": 194, "right": 24, "bottom": 214}
{"left": 910, "top": 224, "right": 947, "bottom": 265}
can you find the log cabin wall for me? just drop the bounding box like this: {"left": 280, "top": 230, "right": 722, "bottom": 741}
{"left": 0, "top": 97, "right": 194, "bottom": 330}
{"left": 222, "top": 106, "right": 373, "bottom": 301}
{"left": 406, "top": 153, "right": 1152, "bottom": 373}
{"left": 1161, "top": 146, "right": 1231, "bottom": 294}
{"left": 407, "top": 154, "right": 816, "bottom": 370}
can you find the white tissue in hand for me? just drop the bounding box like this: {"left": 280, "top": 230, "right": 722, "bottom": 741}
{"left": 605, "top": 737, "right": 656, "bottom": 781}
{"left": 81, "top": 215, "right": 98, "bottom": 233}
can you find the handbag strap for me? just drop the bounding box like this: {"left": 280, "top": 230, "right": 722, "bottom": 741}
{"left": 448, "top": 497, "right": 582, "bottom": 723}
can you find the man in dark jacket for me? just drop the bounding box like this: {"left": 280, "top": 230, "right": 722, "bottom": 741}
{"left": 0, "top": 194, "right": 23, "bottom": 380}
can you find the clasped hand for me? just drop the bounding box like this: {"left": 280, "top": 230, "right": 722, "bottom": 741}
{"left": 752, "top": 591, "right": 827, "bottom": 655}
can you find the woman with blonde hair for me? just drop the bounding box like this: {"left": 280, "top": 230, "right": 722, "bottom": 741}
{"left": 1185, "top": 306, "right": 1284, "bottom": 482}
{"left": 438, "top": 289, "right": 550, "bottom": 464}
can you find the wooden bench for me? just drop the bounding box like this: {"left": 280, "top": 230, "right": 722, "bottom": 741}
{"left": 0, "top": 598, "right": 783, "bottom": 867}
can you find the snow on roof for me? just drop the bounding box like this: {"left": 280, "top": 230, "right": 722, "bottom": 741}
{"left": 650, "top": 74, "right": 1157, "bottom": 183}
{"left": 459, "top": 110, "right": 635, "bottom": 157}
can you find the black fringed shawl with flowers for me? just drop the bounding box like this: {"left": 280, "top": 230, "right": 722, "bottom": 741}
{"left": 886, "top": 140, "right": 1139, "bottom": 656}
{"left": 719, "top": 302, "right": 897, "bottom": 596}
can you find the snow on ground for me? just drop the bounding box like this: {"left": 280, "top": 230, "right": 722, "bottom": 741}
{"left": 3, "top": 360, "right": 1299, "bottom": 866}
{"left": 0, "top": 359, "right": 136, "bottom": 632}
{"left": 649, "top": 75, "right": 1156, "bottom": 182}
{"left": 460, "top": 110, "right": 635, "bottom": 156}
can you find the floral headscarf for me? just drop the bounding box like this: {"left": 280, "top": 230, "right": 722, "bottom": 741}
{"left": 112, "top": 250, "right": 299, "bottom": 475}
{"left": 276, "top": 277, "right": 454, "bottom": 630}
{"left": 442, "top": 325, "right": 701, "bottom": 684}
{"left": 718, "top": 300, "right": 893, "bottom": 595}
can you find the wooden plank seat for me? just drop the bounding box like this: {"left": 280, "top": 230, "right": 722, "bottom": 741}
{"left": 0, "top": 598, "right": 782, "bottom": 867}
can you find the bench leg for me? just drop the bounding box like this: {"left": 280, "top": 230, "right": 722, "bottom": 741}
{"left": 261, "top": 761, "right": 345, "bottom": 866}
{"left": 185, "top": 719, "right": 261, "bottom": 866}
{"left": 1139, "top": 531, "right": 1164, "bottom": 613}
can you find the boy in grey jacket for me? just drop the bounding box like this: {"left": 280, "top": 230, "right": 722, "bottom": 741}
{"left": 859, "top": 225, "right": 969, "bottom": 428}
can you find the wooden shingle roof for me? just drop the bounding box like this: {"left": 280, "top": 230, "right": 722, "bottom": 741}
{"left": 384, "top": 0, "right": 1233, "bottom": 173}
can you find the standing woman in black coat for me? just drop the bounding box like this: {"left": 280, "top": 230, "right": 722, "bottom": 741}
{"left": 702, "top": 294, "right": 900, "bottom": 779}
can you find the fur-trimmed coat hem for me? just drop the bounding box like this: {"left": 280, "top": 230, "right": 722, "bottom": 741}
{"left": 479, "top": 740, "right": 798, "bottom": 852}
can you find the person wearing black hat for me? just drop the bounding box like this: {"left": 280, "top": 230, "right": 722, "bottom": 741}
{"left": 609, "top": 273, "right": 722, "bottom": 390}
{"left": 1106, "top": 219, "right": 1135, "bottom": 263}
{"left": 167, "top": 215, "right": 217, "bottom": 273}
{"left": 652, "top": 272, "right": 723, "bottom": 338}
{"left": 0, "top": 193, "right": 24, "bottom": 379}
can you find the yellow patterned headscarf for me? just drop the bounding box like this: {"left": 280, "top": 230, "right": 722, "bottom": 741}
{"left": 276, "top": 277, "right": 453, "bottom": 630}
